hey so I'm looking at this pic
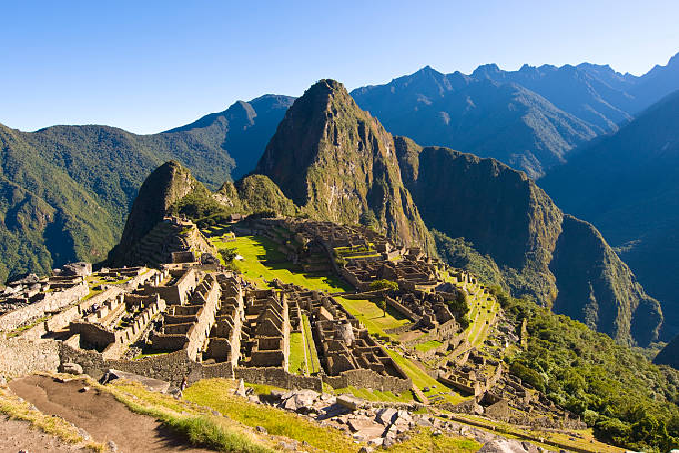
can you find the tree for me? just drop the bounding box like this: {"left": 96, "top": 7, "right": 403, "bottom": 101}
{"left": 219, "top": 248, "right": 237, "bottom": 263}
{"left": 378, "top": 299, "right": 387, "bottom": 317}
{"left": 369, "top": 279, "right": 398, "bottom": 292}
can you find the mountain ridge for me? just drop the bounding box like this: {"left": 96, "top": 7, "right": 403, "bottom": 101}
{"left": 394, "top": 137, "right": 661, "bottom": 345}
{"left": 351, "top": 51, "right": 679, "bottom": 177}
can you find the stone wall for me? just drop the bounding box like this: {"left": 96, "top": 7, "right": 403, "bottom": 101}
{"left": 234, "top": 366, "right": 323, "bottom": 392}
{"left": 0, "top": 283, "right": 89, "bottom": 332}
{"left": 59, "top": 341, "right": 233, "bottom": 386}
{"left": 0, "top": 337, "right": 60, "bottom": 378}
{"left": 384, "top": 296, "right": 419, "bottom": 322}
{"left": 323, "top": 368, "right": 412, "bottom": 393}
{"left": 45, "top": 287, "right": 124, "bottom": 333}
{"left": 143, "top": 268, "right": 197, "bottom": 305}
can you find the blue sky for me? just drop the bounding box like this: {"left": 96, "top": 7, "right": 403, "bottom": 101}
{"left": 2, "top": 0, "right": 677, "bottom": 134}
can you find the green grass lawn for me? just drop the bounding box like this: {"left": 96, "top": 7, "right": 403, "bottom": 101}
{"left": 336, "top": 297, "right": 410, "bottom": 339}
{"left": 465, "top": 294, "right": 498, "bottom": 347}
{"left": 287, "top": 332, "right": 307, "bottom": 375}
{"left": 388, "top": 428, "right": 480, "bottom": 453}
{"left": 386, "top": 349, "right": 468, "bottom": 404}
{"left": 301, "top": 314, "right": 321, "bottom": 374}
{"left": 415, "top": 340, "right": 443, "bottom": 352}
{"left": 211, "top": 235, "right": 351, "bottom": 292}
{"left": 184, "top": 378, "right": 357, "bottom": 452}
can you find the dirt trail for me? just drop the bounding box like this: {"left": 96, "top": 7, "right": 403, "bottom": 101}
{"left": 0, "top": 415, "right": 88, "bottom": 452}
{"left": 9, "top": 375, "right": 213, "bottom": 453}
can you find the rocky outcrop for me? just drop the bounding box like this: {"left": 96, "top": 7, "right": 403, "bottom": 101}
{"left": 254, "top": 80, "right": 433, "bottom": 253}
{"left": 395, "top": 138, "right": 662, "bottom": 345}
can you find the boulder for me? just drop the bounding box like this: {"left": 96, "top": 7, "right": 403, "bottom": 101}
{"left": 60, "top": 363, "right": 83, "bottom": 375}
{"left": 477, "top": 439, "right": 529, "bottom": 453}
{"left": 336, "top": 394, "right": 363, "bottom": 411}
{"left": 292, "top": 389, "right": 319, "bottom": 409}
{"left": 375, "top": 407, "right": 398, "bottom": 425}
{"left": 104, "top": 369, "right": 170, "bottom": 393}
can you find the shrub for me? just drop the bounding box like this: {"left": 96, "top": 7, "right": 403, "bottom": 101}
{"left": 369, "top": 279, "right": 398, "bottom": 291}
{"left": 219, "top": 248, "right": 237, "bottom": 263}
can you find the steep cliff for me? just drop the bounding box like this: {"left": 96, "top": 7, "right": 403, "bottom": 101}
{"left": 254, "top": 80, "right": 433, "bottom": 252}
{"left": 395, "top": 137, "right": 662, "bottom": 345}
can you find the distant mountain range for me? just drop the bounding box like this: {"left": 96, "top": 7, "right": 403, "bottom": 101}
{"left": 351, "top": 52, "right": 679, "bottom": 177}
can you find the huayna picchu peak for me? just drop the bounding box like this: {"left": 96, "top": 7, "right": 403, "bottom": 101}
{"left": 255, "top": 79, "right": 434, "bottom": 254}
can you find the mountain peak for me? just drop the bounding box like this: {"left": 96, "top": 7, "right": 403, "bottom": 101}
{"left": 253, "top": 80, "right": 433, "bottom": 252}
{"left": 472, "top": 63, "right": 501, "bottom": 78}
{"left": 108, "top": 160, "right": 202, "bottom": 263}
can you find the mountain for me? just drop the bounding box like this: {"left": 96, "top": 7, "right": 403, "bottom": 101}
{"left": 352, "top": 68, "right": 596, "bottom": 178}
{"left": 166, "top": 94, "right": 295, "bottom": 179}
{"left": 351, "top": 52, "right": 679, "bottom": 177}
{"left": 0, "top": 95, "right": 293, "bottom": 282}
{"left": 108, "top": 161, "right": 203, "bottom": 263}
{"left": 394, "top": 137, "right": 662, "bottom": 346}
{"left": 254, "top": 79, "right": 434, "bottom": 253}
{"left": 106, "top": 78, "right": 662, "bottom": 346}
{"left": 540, "top": 90, "right": 679, "bottom": 338}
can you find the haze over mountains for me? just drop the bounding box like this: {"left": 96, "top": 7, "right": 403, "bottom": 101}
{"left": 1, "top": 52, "right": 678, "bottom": 344}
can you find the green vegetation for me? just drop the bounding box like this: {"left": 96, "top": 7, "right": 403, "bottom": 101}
{"left": 433, "top": 231, "right": 507, "bottom": 291}
{"left": 218, "top": 247, "right": 238, "bottom": 263}
{"left": 502, "top": 295, "right": 679, "bottom": 451}
{"left": 334, "top": 385, "right": 414, "bottom": 403}
{"left": 0, "top": 120, "right": 236, "bottom": 282}
{"left": 184, "top": 378, "right": 357, "bottom": 452}
{"left": 385, "top": 350, "right": 466, "bottom": 404}
{"left": 369, "top": 279, "right": 399, "bottom": 291}
{"left": 336, "top": 297, "right": 409, "bottom": 338}
{"left": 162, "top": 415, "right": 271, "bottom": 453}
{"left": 415, "top": 340, "right": 443, "bottom": 352}
{"left": 287, "top": 332, "right": 307, "bottom": 375}
{"left": 212, "top": 235, "right": 351, "bottom": 292}
{"left": 301, "top": 314, "right": 321, "bottom": 374}
{"left": 387, "top": 428, "right": 480, "bottom": 453}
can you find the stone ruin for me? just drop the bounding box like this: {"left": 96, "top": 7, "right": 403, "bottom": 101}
{"left": 240, "top": 289, "right": 290, "bottom": 368}
{"left": 273, "top": 281, "right": 412, "bottom": 393}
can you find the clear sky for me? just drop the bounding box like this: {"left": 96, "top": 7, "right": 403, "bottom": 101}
{"left": 2, "top": 0, "right": 677, "bottom": 134}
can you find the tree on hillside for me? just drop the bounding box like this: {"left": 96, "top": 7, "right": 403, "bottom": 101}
{"left": 378, "top": 299, "right": 387, "bottom": 317}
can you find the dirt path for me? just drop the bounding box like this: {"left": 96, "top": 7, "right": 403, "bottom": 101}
{"left": 9, "top": 375, "right": 213, "bottom": 453}
{"left": 0, "top": 415, "right": 88, "bottom": 452}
